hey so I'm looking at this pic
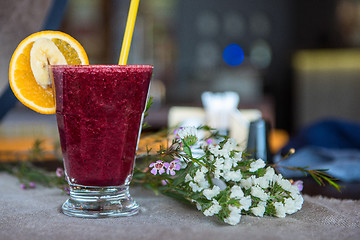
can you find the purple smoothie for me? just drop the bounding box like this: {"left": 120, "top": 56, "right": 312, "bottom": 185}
{"left": 50, "top": 65, "right": 153, "bottom": 187}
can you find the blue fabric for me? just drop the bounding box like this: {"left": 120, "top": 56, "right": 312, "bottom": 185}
{"left": 275, "top": 118, "right": 360, "bottom": 182}
{"left": 282, "top": 118, "right": 360, "bottom": 152}
{"left": 274, "top": 146, "right": 360, "bottom": 182}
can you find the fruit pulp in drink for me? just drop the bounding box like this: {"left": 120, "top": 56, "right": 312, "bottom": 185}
{"left": 50, "top": 65, "right": 153, "bottom": 187}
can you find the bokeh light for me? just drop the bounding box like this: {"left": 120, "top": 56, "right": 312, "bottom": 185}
{"left": 222, "top": 43, "right": 244, "bottom": 66}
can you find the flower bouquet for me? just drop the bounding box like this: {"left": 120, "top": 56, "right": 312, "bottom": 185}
{"left": 132, "top": 126, "right": 314, "bottom": 225}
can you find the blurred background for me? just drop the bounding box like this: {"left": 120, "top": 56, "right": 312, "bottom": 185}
{"left": 57, "top": 0, "right": 360, "bottom": 133}
{"left": 1, "top": 0, "right": 360, "bottom": 152}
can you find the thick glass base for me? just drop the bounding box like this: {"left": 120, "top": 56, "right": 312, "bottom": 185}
{"left": 62, "top": 185, "right": 139, "bottom": 218}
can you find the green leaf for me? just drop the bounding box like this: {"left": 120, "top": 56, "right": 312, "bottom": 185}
{"left": 172, "top": 163, "right": 193, "bottom": 186}
{"left": 159, "top": 187, "right": 192, "bottom": 205}
{"left": 182, "top": 142, "right": 192, "bottom": 158}
{"left": 322, "top": 175, "right": 343, "bottom": 192}
{"left": 309, "top": 172, "right": 323, "bottom": 186}
{"left": 132, "top": 172, "right": 146, "bottom": 179}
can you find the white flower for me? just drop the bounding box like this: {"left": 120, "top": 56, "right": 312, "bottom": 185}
{"left": 289, "top": 193, "right": 304, "bottom": 212}
{"left": 196, "top": 202, "right": 202, "bottom": 210}
{"left": 274, "top": 202, "right": 286, "bottom": 218}
{"left": 222, "top": 138, "right": 238, "bottom": 152}
{"left": 189, "top": 182, "right": 202, "bottom": 192}
{"left": 254, "top": 177, "right": 270, "bottom": 189}
{"left": 213, "top": 157, "right": 225, "bottom": 179}
{"left": 177, "top": 126, "right": 197, "bottom": 139}
{"left": 278, "top": 179, "right": 292, "bottom": 191}
{"left": 208, "top": 144, "right": 221, "bottom": 156}
{"left": 185, "top": 174, "right": 192, "bottom": 183}
{"left": 289, "top": 185, "right": 300, "bottom": 195}
{"left": 251, "top": 186, "right": 269, "bottom": 201}
{"left": 203, "top": 185, "right": 221, "bottom": 200}
{"left": 190, "top": 170, "right": 210, "bottom": 192}
{"left": 233, "top": 152, "right": 243, "bottom": 162}
{"left": 249, "top": 158, "right": 266, "bottom": 172}
{"left": 223, "top": 169, "right": 242, "bottom": 182}
{"left": 193, "top": 170, "right": 205, "bottom": 183}
{"left": 203, "top": 199, "right": 222, "bottom": 216}
{"left": 214, "top": 169, "right": 222, "bottom": 179}
{"left": 199, "top": 181, "right": 210, "bottom": 189}
{"left": 239, "top": 196, "right": 252, "bottom": 211}
{"left": 272, "top": 173, "right": 283, "bottom": 184}
{"left": 200, "top": 166, "right": 208, "bottom": 174}
{"left": 263, "top": 167, "right": 275, "bottom": 181}
{"left": 214, "top": 157, "right": 224, "bottom": 167}
{"left": 224, "top": 205, "right": 242, "bottom": 225}
{"left": 240, "top": 177, "right": 254, "bottom": 190}
{"left": 223, "top": 158, "right": 233, "bottom": 172}
{"left": 208, "top": 144, "right": 231, "bottom": 158}
{"left": 230, "top": 185, "right": 244, "bottom": 199}
{"left": 284, "top": 198, "right": 297, "bottom": 214}
{"left": 251, "top": 201, "right": 266, "bottom": 217}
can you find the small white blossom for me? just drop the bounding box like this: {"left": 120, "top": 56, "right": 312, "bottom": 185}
{"left": 189, "top": 182, "right": 202, "bottom": 192}
{"left": 200, "top": 166, "right": 208, "bottom": 174}
{"left": 223, "top": 169, "right": 242, "bottom": 182}
{"left": 230, "top": 185, "right": 244, "bottom": 199}
{"left": 203, "top": 185, "right": 221, "bottom": 200}
{"left": 278, "top": 179, "right": 292, "bottom": 191}
{"left": 290, "top": 193, "right": 304, "bottom": 211}
{"left": 214, "top": 157, "right": 224, "bottom": 167}
{"left": 193, "top": 170, "right": 205, "bottom": 183}
{"left": 251, "top": 186, "right": 269, "bottom": 201}
{"left": 232, "top": 160, "right": 239, "bottom": 168}
{"left": 239, "top": 196, "right": 252, "bottom": 211}
{"left": 224, "top": 205, "right": 242, "bottom": 225}
{"left": 284, "top": 198, "right": 297, "bottom": 214}
{"left": 274, "top": 202, "right": 286, "bottom": 218}
{"left": 240, "top": 177, "right": 253, "bottom": 190}
{"left": 263, "top": 167, "right": 275, "bottom": 181}
{"left": 223, "top": 158, "right": 233, "bottom": 172}
{"left": 208, "top": 144, "right": 231, "bottom": 158}
{"left": 177, "top": 126, "right": 197, "bottom": 139}
{"left": 208, "top": 144, "right": 221, "bottom": 156}
{"left": 203, "top": 199, "right": 221, "bottom": 216}
{"left": 289, "top": 184, "right": 300, "bottom": 195}
{"left": 222, "top": 138, "right": 238, "bottom": 152}
{"left": 185, "top": 174, "right": 192, "bottom": 183}
{"left": 272, "top": 173, "right": 283, "bottom": 184}
{"left": 199, "top": 181, "right": 210, "bottom": 189}
{"left": 214, "top": 169, "right": 222, "bottom": 179}
{"left": 251, "top": 201, "right": 266, "bottom": 217}
{"left": 249, "top": 158, "right": 266, "bottom": 172}
{"left": 254, "top": 176, "right": 270, "bottom": 189}
{"left": 233, "top": 152, "right": 243, "bottom": 161}
{"left": 196, "top": 202, "right": 202, "bottom": 210}
{"left": 193, "top": 169, "right": 210, "bottom": 190}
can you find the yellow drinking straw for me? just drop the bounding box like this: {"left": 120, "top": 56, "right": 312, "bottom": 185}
{"left": 118, "top": 0, "right": 140, "bottom": 65}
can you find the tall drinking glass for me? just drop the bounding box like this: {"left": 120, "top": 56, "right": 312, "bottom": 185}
{"left": 49, "top": 65, "right": 153, "bottom": 218}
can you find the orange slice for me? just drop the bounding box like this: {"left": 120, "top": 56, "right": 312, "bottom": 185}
{"left": 9, "top": 31, "right": 89, "bottom": 114}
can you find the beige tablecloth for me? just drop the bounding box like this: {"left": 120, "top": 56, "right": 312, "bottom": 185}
{"left": 0, "top": 173, "right": 359, "bottom": 240}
